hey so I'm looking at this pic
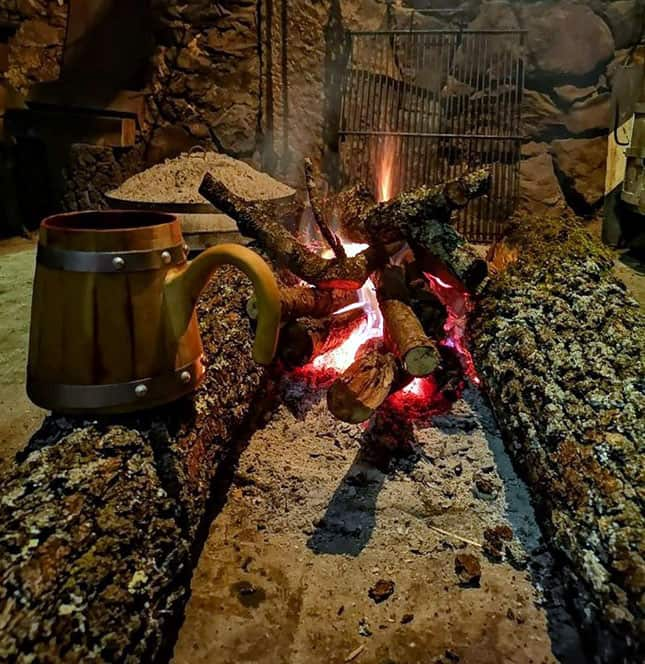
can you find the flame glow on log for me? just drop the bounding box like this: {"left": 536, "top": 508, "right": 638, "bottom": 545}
{"left": 292, "top": 144, "right": 479, "bottom": 417}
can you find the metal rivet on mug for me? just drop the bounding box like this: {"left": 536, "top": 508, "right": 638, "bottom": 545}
{"left": 112, "top": 256, "right": 125, "bottom": 270}
{"left": 161, "top": 250, "right": 172, "bottom": 265}
{"left": 180, "top": 370, "right": 192, "bottom": 384}
{"left": 134, "top": 384, "right": 148, "bottom": 398}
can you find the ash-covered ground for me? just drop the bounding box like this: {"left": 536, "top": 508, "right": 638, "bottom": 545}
{"left": 173, "top": 378, "right": 585, "bottom": 664}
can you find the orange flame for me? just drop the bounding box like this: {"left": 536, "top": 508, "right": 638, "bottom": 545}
{"left": 376, "top": 136, "right": 397, "bottom": 203}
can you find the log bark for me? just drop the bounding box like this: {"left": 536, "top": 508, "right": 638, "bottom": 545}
{"left": 199, "top": 173, "right": 400, "bottom": 289}
{"left": 327, "top": 345, "right": 399, "bottom": 424}
{"left": 328, "top": 182, "right": 376, "bottom": 244}
{"left": 471, "top": 216, "right": 644, "bottom": 664}
{"left": 376, "top": 266, "right": 440, "bottom": 377}
{"left": 247, "top": 286, "right": 359, "bottom": 322}
{"left": 356, "top": 167, "right": 491, "bottom": 243}
{"left": 278, "top": 308, "right": 367, "bottom": 369}
{"left": 0, "top": 267, "right": 271, "bottom": 662}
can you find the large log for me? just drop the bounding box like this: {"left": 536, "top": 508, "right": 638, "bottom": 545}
{"left": 278, "top": 308, "right": 367, "bottom": 369}
{"left": 247, "top": 285, "right": 359, "bottom": 322}
{"left": 471, "top": 216, "right": 644, "bottom": 664}
{"left": 199, "top": 173, "right": 400, "bottom": 289}
{"left": 0, "top": 267, "right": 271, "bottom": 662}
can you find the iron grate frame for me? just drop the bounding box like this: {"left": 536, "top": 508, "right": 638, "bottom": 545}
{"left": 339, "top": 28, "right": 526, "bottom": 242}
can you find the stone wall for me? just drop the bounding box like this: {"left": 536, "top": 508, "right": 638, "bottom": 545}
{"left": 0, "top": 0, "right": 643, "bottom": 226}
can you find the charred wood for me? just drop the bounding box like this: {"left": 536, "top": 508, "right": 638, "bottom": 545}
{"left": 278, "top": 308, "right": 367, "bottom": 369}
{"left": 304, "top": 157, "right": 346, "bottom": 260}
{"left": 328, "top": 182, "right": 376, "bottom": 244}
{"left": 247, "top": 286, "right": 359, "bottom": 322}
{"left": 327, "top": 343, "right": 399, "bottom": 424}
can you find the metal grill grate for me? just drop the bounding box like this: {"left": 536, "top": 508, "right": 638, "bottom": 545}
{"left": 339, "top": 29, "right": 525, "bottom": 242}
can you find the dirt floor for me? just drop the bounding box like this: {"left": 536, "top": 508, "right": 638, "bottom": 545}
{"left": 172, "top": 379, "right": 584, "bottom": 664}
{"left": 0, "top": 237, "right": 44, "bottom": 473}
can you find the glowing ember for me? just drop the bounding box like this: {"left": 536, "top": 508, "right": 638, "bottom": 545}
{"left": 292, "top": 142, "right": 480, "bottom": 417}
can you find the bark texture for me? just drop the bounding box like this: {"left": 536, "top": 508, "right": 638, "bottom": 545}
{"left": 199, "top": 173, "right": 399, "bottom": 289}
{"left": 471, "top": 216, "right": 644, "bottom": 664}
{"left": 0, "top": 267, "right": 269, "bottom": 662}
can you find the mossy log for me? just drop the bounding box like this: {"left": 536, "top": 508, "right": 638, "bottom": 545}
{"left": 0, "top": 267, "right": 270, "bottom": 662}
{"left": 199, "top": 173, "right": 400, "bottom": 289}
{"left": 470, "top": 216, "right": 645, "bottom": 664}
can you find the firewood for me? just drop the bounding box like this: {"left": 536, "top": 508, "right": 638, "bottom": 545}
{"left": 304, "top": 157, "right": 346, "bottom": 260}
{"left": 359, "top": 168, "right": 492, "bottom": 242}
{"left": 278, "top": 308, "right": 367, "bottom": 369}
{"left": 405, "top": 263, "right": 448, "bottom": 339}
{"left": 199, "top": 173, "right": 401, "bottom": 289}
{"left": 327, "top": 345, "right": 399, "bottom": 423}
{"left": 376, "top": 266, "right": 441, "bottom": 377}
{"left": 327, "top": 182, "right": 376, "bottom": 244}
{"left": 340, "top": 169, "right": 490, "bottom": 290}
{"left": 246, "top": 286, "right": 359, "bottom": 322}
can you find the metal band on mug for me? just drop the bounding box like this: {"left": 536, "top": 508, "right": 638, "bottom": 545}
{"left": 27, "top": 359, "right": 205, "bottom": 412}
{"left": 37, "top": 243, "right": 188, "bottom": 273}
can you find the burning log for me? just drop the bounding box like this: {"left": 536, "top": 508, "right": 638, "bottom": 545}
{"left": 327, "top": 183, "right": 376, "bottom": 244}
{"left": 246, "top": 286, "right": 359, "bottom": 322}
{"left": 304, "top": 157, "right": 346, "bottom": 260}
{"left": 376, "top": 266, "right": 441, "bottom": 377}
{"left": 357, "top": 167, "right": 492, "bottom": 242}
{"left": 331, "top": 169, "right": 490, "bottom": 291}
{"left": 278, "top": 308, "right": 367, "bottom": 369}
{"left": 327, "top": 343, "right": 400, "bottom": 424}
{"left": 405, "top": 262, "right": 449, "bottom": 339}
{"left": 199, "top": 173, "right": 401, "bottom": 289}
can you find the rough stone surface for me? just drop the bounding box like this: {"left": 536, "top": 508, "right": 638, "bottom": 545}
{"left": 518, "top": 152, "right": 566, "bottom": 217}
{"left": 564, "top": 92, "right": 611, "bottom": 136}
{"left": 601, "top": 0, "right": 645, "bottom": 50}
{"left": 2, "top": 0, "right": 68, "bottom": 94}
{"left": 472, "top": 216, "right": 645, "bottom": 664}
{"left": 521, "top": 1, "right": 615, "bottom": 82}
{"left": 551, "top": 136, "right": 608, "bottom": 212}
{"left": 521, "top": 89, "right": 565, "bottom": 139}
{"left": 0, "top": 267, "right": 269, "bottom": 662}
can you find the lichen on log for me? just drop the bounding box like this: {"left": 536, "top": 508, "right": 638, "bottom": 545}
{"left": 0, "top": 267, "right": 270, "bottom": 662}
{"left": 470, "top": 215, "right": 645, "bottom": 664}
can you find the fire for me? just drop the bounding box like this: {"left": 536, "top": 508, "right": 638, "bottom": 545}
{"left": 293, "top": 140, "right": 480, "bottom": 417}
{"left": 376, "top": 135, "right": 397, "bottom": 203}
{"left": 312, "top": 242, "right": 383, "bottom": 373}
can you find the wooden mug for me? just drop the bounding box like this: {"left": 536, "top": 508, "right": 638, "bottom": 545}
{"left": 27, "top": 210, "right": 281, "bottom": 414}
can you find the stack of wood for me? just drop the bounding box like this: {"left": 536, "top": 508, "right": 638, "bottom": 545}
{"left": 199, "top": 162, "right": 490, "bottom": 424}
